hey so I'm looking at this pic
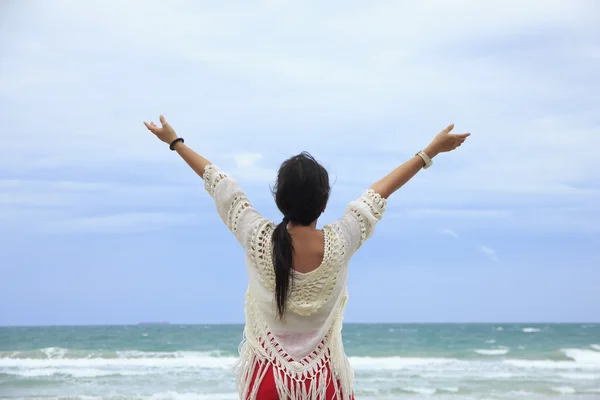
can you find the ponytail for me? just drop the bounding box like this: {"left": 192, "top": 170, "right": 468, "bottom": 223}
{"left": 272, "top": 217, "right": 294, "bottom": 319}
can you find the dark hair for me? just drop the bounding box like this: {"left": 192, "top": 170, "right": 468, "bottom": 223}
{"left": 271, "top": 152, "right": 330, "bottom": 319}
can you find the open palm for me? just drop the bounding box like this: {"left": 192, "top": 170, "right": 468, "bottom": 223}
{"left": 144, "top": 115, "right": 178, "bottom": 144}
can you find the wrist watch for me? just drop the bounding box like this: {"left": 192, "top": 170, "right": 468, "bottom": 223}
{"left": 416, "top": 150, "right": 433, "bottom": 169}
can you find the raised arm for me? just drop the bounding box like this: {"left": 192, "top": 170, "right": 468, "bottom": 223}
{"left": 332, "top": 124, "right": 470, "bottom": 258}
{"left": 144, "top": 115, "right": 265, "bottom": 249}
{"left": 370, "top": 124, "right": 470, "bottom": 199}
{"left": 144, "top": 115, "right": 210, "bottom": 177}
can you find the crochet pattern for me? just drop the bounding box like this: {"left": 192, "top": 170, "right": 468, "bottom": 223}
{"left": 202, "top": 164, "right": 386, "bottom": 399}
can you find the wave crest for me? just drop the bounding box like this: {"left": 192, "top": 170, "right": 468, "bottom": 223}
{"left": 562, "top": 348, "right": 600, "bottom": 365}
{"left": 475, "top": 348, "right": 509, "bottom": 356}
{"left": 552, "top": 386, "right": 576, "bottom": 395}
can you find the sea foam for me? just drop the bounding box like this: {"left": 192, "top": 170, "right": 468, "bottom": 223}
{"left": 3, "top": 348, "right": 600, "bottom": 377}
{"left": 403, "top": 387, "right": 436, "bottom": 395}
{"left": 474, "top": 348, "right": 509, "bottom": 356}
{"left": 439, "top": 387, "right": 459, "bottom": 392}
{"left": 0, "top": 351, "right": 238, "bottom": 369}
{"left": 551, "top": 386, "right": 576, "bottom": 395}
{"left": 147, "top": 392, "right": 238, "bottom": 400}
{"left": 504, "top": 349, "right": 600, "bottom": 370}
{"left": 562, "top": 348, "right": 600, "bottom": 365}
{"left": 559, "top": 372, "right": 600, "bottom": 380}
{"left": 522, "top": 327, "right": 540, "bottom": 333}
{"left": 3, "top": 368, "right": 146, "bottom": 378}
{"left": 347, "top": 356, "right": 455, "bottom": 370}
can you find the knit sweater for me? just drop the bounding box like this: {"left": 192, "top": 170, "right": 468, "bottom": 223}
{"left": 203, "top": 164, "right": 386, "bottom": 400}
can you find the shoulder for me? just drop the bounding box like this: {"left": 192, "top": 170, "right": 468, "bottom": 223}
{"left": 323, "top": 223, "right": 347, "bottom": 261}
{"left": 350, "top": 189, "right": 387, "bottom": 220}
{"left": 249, "top": 218, "right": 277, "bottom": 258}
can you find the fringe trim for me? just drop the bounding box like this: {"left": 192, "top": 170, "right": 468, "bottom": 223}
{"left": 234, "top": 338, "right": 353, "bottom": 399}
{"left": 234, "top": 300, "right": 354, "bottom": 400}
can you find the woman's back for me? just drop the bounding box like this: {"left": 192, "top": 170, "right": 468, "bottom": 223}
{"left": 289, "top": 227, "right": 325, "bottom": 274}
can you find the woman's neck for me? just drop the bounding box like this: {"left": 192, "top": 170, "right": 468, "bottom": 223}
{"left": 288, "top": 220, "right": 319, "bottom": 230}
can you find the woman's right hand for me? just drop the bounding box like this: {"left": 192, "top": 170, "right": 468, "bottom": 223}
{"left": 144, "top": 115, "right": 178, "bottom": 145}
{"left": 425, "top": 124, "right": 470, "bottom": 156}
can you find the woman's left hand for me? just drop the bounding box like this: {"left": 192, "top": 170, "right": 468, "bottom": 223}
{"left": 144, "top": 115, "right": 178, "bottom": 144}
{"left": 426, "top": 123, "right": 470, "bottom": 156}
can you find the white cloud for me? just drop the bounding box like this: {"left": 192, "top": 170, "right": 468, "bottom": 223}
{"left": 0, "top": 179, "right": 200, "bottom": 208}
{"left": 480, "top": 245, "right": 498, "bottom": 261}
{"left": 232, "top": 153, "right": 263, "bottom": 168}
{"left": 480, "top": 246, "right": 496, "bottom": 255}
{"left": 229, "top": 152, "right": 278, "bottom": 184}
{"left": 405, "top": 209, "right": 512, "bottom": 218}
{"left": 44, "top": 212, "right": 198, "bottom": 234}
{"left": 0, "top": 0, "right": 598, "bottom": 235}
{"left": 0, "top": 178, "right": 210, "bottom": 235}
{"left": 441, "top": 228, "right": 460, "bottom": 239}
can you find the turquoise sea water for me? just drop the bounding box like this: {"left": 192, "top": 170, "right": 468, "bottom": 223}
{"left": 1, "top": 324, "right": 599, "bottom": 399}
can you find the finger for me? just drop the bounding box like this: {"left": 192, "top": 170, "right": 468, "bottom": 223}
{"left": 144, "top": 121, "right": 156, "bottom": 133}
{"left": 450, "top": 133, "right": 470, "bottom": 140}
{"left": 159, "top": 114, "right": 168, "bottom": 127}
{"left": 443, "top": 123, "right": 455, "bottom": 134}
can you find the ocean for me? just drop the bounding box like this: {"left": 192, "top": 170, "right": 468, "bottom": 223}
{"left": 1, "top": 324, "right": 599, "bottom": 399}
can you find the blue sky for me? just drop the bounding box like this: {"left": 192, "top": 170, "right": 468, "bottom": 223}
{"left": 1, "top": 1, "right": 599, "bottom": 325}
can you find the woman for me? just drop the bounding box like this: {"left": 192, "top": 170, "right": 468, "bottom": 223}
{"left": 144, "top": 115, "right": 469, "bottom": 400}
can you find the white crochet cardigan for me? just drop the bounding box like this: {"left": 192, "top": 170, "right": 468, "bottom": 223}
{"left": 203, "top": 164, "right": 386, "bottom": 400}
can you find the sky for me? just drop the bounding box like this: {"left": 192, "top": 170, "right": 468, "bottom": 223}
{"left": 0, "top": 0, "right": 599, "bottom": 326}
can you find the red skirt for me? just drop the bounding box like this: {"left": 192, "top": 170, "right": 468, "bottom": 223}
{"left": 247, "top": 360, "right": 355, "bottom": 400}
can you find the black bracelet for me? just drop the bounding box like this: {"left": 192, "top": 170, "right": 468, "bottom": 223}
{"left": 169, "top": 138, "right": 184, "bottom": 150}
